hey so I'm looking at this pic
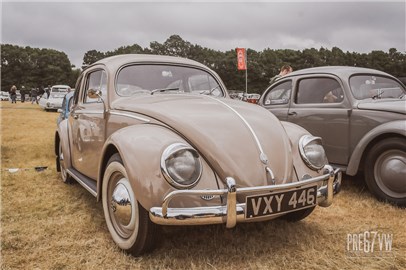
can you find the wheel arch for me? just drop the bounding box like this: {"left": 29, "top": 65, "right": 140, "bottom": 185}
{"left": 97, "top": 143, "right": 120, "bottom": 202}
{"left": 347, "top": 120, "right": 406, "bottom": 175}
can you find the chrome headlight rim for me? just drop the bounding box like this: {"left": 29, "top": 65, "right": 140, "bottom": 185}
{"left": 299, "top": 135, "right": 327, "bottom": 171}
{"left": 161, "top": 142, "right": 202, "bottom": 189}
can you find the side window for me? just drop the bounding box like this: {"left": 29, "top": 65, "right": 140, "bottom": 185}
{"left": 296, "top": 77, "right": 344, "bottom": 104}
{"left": 263, "top": 81, "right": 292, "bottom": 105}
{"left": 84, "top": 70, "right": 107, "bottom": 103}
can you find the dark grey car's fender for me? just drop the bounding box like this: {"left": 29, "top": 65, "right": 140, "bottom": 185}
{"left": 346, "top": 120, "right": 406, "bottom": 175}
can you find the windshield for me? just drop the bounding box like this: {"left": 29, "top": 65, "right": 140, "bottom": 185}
{"left": 116, "top": 64, "right": 224, "bottom": 97}
{"left": 350, "top": 75, "right": 405, "bottom": 100}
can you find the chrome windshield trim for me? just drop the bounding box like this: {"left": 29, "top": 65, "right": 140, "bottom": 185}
{"left": 204, "top": 96, "right": 269, "bottom": 165}
{"left": 110, "top": 111, "right": 150, "bottom": 123}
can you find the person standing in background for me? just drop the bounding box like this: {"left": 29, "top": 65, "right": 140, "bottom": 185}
{"left": 269, "top": 65, "right": 293, "bottom": 85}
{"left": 10, "top": 85, "right": 17, "bottom": 103}
{"left": 31, "top": 88, "right": 39, "bottom": 104}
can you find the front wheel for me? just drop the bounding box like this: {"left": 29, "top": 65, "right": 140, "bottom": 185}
{"left": 102, "top": 153, "right": 158, "bottom": 256}
{"left": 364, "top": 137, "right": 406, "bottom": 206}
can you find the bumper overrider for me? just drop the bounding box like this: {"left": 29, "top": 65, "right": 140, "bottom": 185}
{"left": 149, "top": 165, "right": 341, "bottom": 228}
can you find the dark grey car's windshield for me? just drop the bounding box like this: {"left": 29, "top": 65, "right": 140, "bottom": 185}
{"left": 116, "top": 64, "right": 223, "bottom": 97}
{"left": 350, "top": 75, "right": 405, "bottom": 100}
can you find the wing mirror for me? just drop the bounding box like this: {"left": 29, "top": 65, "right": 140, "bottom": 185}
{"left": 87, "top": 89, "right": 102, "bottom": 99}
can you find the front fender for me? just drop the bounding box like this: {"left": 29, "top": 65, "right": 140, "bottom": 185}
{"left": 98, "top": 124, "right": 222, "bottom": 211}
{"left": 280, "top": 121, "right": 327, "bottom": 180}
{"left": 346, "top": 120, "right": 406, "bottom": 175}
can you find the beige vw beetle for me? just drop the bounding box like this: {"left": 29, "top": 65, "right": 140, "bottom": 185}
{"left": 55, "top": 54, "right": 341, "bottom": 256}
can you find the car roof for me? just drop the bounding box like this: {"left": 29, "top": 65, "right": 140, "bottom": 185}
{"left": 285, "top": 66, "right": 392, "bottom": 79}
{"left": 91, "top": 54, "right": 209, "bottom": 70}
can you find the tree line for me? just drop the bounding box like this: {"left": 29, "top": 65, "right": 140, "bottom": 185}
{"left": 2, "top": 35, "right": 405, "bottom": 94}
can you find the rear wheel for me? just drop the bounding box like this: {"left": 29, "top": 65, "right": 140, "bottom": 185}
{"left": 102, "top": 153, "right": 158, "bottom": 256}
{"left": 58, "top": 142, "right": 73, "bottom": 184}
{"left": 364, "top": 138, "right": 406, "bottom": 206}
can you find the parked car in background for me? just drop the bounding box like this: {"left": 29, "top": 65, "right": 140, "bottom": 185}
{"left": 0, "top": 91, "right": 10, "bottom": 101}
{"left": 259, "top": 66, "right": 406, "bottom": 205}
{"left": 57, "top": 91, "right": 74, "bottom": 125}
{"left": 55, "top": 54, "right": 341, "bottom": 256}
{"left": 246, "top": 93, "right": 261, "bottom": 104}
{"left": 39, "top": 85, "right": 71, "bottom": 111}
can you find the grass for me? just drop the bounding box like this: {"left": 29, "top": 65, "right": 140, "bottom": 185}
{"left": 1, "top": 102, "right": 405, "bottom": 270}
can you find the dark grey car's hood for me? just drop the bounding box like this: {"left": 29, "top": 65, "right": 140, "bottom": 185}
{"left": 357, "top": 99, "right": 406, "bottom": 114}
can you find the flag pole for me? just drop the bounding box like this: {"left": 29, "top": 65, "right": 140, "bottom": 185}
{"left": 245, "top": 49, "right": 248, "bottom": 94}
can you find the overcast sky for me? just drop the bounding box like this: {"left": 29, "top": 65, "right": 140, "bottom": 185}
{"left": 2, "top": 1, "right": 405, "bottom": 68}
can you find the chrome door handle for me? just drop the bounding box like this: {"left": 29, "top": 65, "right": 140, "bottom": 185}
{"left": 288, "top": 111, "right": 297, "bottom": 116}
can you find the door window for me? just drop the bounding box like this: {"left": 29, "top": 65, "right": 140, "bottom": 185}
{"left": 296, "top": 78, "right": 344, "bottom": 104}
{"left": 263, "top": 81, "right": 292, "bottom": 105}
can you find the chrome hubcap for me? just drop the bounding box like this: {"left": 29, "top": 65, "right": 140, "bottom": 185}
{"left": 374, "top": 149, "right": 406, "bottom": 197}
{"left": 109, "top": 177, "right": 136, "bottom": 239}
{"left": 111, "top": 183, "right": 132, "bottom": 226}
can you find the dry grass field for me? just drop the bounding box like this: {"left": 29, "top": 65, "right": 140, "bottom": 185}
{"left": 1, "top": 102, "right": 405, "bottom": 270}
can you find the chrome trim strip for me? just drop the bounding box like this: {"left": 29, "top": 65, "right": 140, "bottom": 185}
{"left": 75, "top": 110, "right": 104, "bottom": 115}
{"left": 204, "top": 96, "right": 268, "bottom": 165}
{"left": 66, "top": 169, "right": 97, "bottom": 197}
{"left": 150, "top": 166, "right": 341, "bottom": 227}
{"left": 110, "top": 111, "right": 150, "bottom": 122}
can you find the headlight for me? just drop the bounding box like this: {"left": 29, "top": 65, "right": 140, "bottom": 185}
{"left": 161, "top": 143, "right": 202, "bottom": 189}
{"left": 299, "top": 135, "right": 328, "bottom": 171}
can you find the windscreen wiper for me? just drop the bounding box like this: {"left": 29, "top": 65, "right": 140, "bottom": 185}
{"left": 200, "top": 85, "right": 220, "bottom": 95}
{"left": 151, "top": 87, "right": 180, "bottom": 95}
{"left": 372, "top": 89, "right": 384, "bottom": 99}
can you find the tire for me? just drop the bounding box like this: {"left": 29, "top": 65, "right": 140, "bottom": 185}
{"left": 364, "top": 137, "right": 406, "bottom": 206}
{"left": 282, "top": 206, "right": 315, "bottom": 222}
{"left": 102, "top": 153, "right": 158, "bottom": 256}
{"left": 58, "top": 142, "right": 73, "bottom": 184}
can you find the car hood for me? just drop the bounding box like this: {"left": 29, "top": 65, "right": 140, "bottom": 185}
{"left": 112, "top": 95, "right": 293, "bottom": 187}
{"left": 357, "top": 99, "right": 406, "bottom": 114}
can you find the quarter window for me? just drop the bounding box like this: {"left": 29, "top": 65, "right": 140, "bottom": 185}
{"left": 263, "top": 81, "right": 292, "bottom": 105}
{"left": 296, "top": 78, "right": 343, "bottom": 104}
{"left": 84, "top": 70, "right": 107, "bottom": 103}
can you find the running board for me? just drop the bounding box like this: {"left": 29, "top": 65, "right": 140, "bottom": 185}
{"left": 67, "top": 168, "right": 97, "bottom": 197}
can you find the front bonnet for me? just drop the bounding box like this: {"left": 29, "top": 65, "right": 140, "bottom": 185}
{"left": 112, "top": 94, "right": 293, "bottom": 187}
{"left": 357, "top": 99, "right": 406, "bottom": 114}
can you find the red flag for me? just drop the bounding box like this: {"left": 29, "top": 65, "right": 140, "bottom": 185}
{"left": 236, "top": 48, "right": 246, "bottom": 70}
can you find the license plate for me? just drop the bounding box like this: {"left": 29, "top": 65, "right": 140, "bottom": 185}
{"left": 245, "top": 185, "right": 317, "bottom": 219}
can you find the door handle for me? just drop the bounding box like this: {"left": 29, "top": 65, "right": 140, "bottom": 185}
{"left": 288, "top": 111, "right": 297, "bottom": 116}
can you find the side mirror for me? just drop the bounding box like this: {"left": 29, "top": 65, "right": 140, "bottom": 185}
{"left": 87, "top": 89, "right": 102, "bottom": 99}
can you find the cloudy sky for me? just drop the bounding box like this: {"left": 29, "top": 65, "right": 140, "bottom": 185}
{"left": 2, "top": 0, "right": 405, "bottom": 68}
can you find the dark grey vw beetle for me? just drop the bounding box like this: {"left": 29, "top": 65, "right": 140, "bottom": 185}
{"left": 259, "top": 66, "right": 406, "bottom": 206}
{"left": 55, "top": 55, "right": 341, "bottom": 256}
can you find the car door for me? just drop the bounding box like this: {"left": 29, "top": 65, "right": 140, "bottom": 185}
{"left": 260, "top": 80, "right": 292, "bottom": 121}
{"left": 287, "top": 76, "right": 351, "bottom": 165}
{"left": 70, "top": 68, "right": 107, "bottom": 179}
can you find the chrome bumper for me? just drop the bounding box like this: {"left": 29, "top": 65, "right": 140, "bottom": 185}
{"left": 149, "top": 165, "right": 341, "bottom": 228}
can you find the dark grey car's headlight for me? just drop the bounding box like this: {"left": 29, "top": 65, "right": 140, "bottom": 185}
{"left": 299, "top": 135, "right": 328, "bottom": 171}
{"left": 161, "top": 143, "right": 202, "bottom": 189}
